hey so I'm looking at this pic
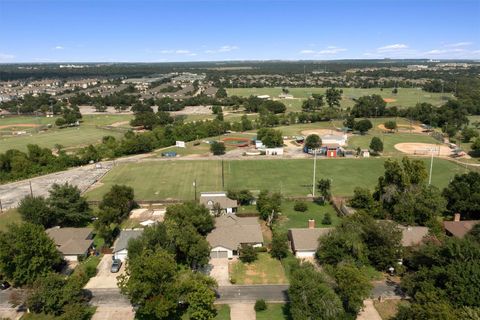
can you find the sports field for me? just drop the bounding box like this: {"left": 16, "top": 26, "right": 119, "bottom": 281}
{"left": 0, "top": 114, "right": 133, "bottom": 153}
{"left": 85, "top": 157, "right": 466, "bottom": 201}
{"left": 227, "top": 87, "right": 452, "bottom": 111}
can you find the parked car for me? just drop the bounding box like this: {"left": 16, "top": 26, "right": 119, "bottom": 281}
{"left": 111, "top": 259, "right": 122, "bottom": 273}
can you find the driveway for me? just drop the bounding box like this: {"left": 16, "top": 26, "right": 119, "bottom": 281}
{"left": 85, "top": 254, "right": 125, "bottom": 289}
{"left": 357, "top": 299, "right": 382, "bottom": 320}
{"left": 230, "top": 303, "right": 255, "bottom": 320}
{"left": 92, "top": 306, "right": 135, "bottom": 320}
{"left": 209, "top": 258, "right": 230, "bottom": 286}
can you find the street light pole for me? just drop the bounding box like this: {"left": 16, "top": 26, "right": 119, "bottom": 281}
{"left": 428, "top": 148, "right": 434, "bottom": 185}
{"left": 312, "top": 149, "right": 317, "bottom": 197}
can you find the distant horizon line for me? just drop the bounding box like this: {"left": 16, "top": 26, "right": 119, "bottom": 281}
{"left": 1, "top": 58, "right": 479, "bottom": 65}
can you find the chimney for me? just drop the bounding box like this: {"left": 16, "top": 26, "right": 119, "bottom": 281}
{"left": 454, "top": 213, "right": 461, "bottom": 222}
{"left": 308, "top": 219, "right": 315, "bottom": 229}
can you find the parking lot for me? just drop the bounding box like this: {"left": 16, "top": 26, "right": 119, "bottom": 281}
{"left": 85, "top": 254, "right": 125, "bottom": 289}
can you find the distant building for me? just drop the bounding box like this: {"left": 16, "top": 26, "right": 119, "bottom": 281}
{"left": 321, "top": 133, "right": 347, "bottom": 146}
{"left": 200, "top": 192, "right": 238, "bottom": 215}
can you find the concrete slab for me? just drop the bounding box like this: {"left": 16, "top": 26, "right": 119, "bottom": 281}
{"left": 85, "top": 254, "right": 125, "bottom": 289}
{"left": 209, "top": 258, "right": 230, "bottom": 286}
{"left": 230, "top": 303, "right": 255, "bottom": 320}
{"left": 92, "top": 306, "right": 135, "bottom": 320}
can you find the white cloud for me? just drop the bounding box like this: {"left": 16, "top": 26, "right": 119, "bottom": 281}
{"left": 299, "top": 46, "right": 346, "bottom": 55}
{"left": 53, "top": 46, "right": 64, "bottom": 50}
{"left": 377, "top": 44, "right": 408, "bottom": 52}
{"left": 0, "top": 53, "right": 15, "bottom": 61}
{"left": 160, "top": 50, "right": 174, "bottom": 54}
{"left": 175, "top": 50, "right": 191, "bottom": 54}
{"left": 445, "top": 42, "right": 473, "bottom": 48}
{"left": 204, "top": 45, "right": 239, "bottom": 54}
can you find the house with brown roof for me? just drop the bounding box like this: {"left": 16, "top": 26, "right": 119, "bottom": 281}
{"left": 399, "top": 225, "right": 429, "bottom": 247}
{"left": 46, "top": 227, "right": 94, "bottom": 261}
{"left": 444, "top": 213, "right": 480, "bottom": 239}
{"left": 288, "top": 220, "right": 334, "bottom": 258}
{"left": 207, "top": 214, "right": 263, "bottom": 259}
{"left": 200, "top": 192, "right": 238, "bottom": 215}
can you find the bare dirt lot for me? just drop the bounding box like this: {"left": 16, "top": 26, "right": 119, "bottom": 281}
{"left": 394, "top": 143, "right": 453, "bottom": 156}
{"left": 0, "top": 123, "right": 41, "bottom": 130}
{"left": 171, "top": 105, "right": 212, "bottom": 115}
{"left": 301, "top": 128, "right": 344, "bottom": 136}
{"left": 78, "top": 105, "right": 132, "bottom": 115}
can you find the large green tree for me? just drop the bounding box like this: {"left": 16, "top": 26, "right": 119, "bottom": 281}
{"left": 48, "top": 183, "right": 91, "bottom": 227}
{"left": 442, "top": 172, "right": 480, "bottom": 220}
{"left": 18, "top": 195, "right": 54, "bottom": 228}
{"left": 334, "top": 264, "right": 372, "bottom": 314}
{"left": 0, "top": 223, "right": 62, "bottom": 286}
{"left": 325, "top": 87, "right": 343, "bottom": 108}
{"left": 304, "top": 134, "right": 322, "bottom": 150}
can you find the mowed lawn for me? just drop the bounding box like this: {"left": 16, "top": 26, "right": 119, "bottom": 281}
{"left": 229, "top": 253, "right": 288, "bottom": 284}
{"left": 228, "top": 87, "right": 452, "bottom": 109}
{"left": 0, "top": 114, "right": 132, "bottom": 153}
{"left": 256, "top": 304, "right": 291, "bottom": 320}
{"left": 0, "top": 209, "right": 22, "bottom": 232}
{"left": 86, "top": 157, "right": 465, "bottom": 200}
{"left": 348, "top": 133, "right": 441, "bottom": 155}
{"left": 275, "top": 201, "right": 341, "bottom": 233}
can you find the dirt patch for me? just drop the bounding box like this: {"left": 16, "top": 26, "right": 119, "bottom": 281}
{"left": 0, "top": 123, "right": 41, "bottom": 130}
{"left": 394, "top": 143, "right": 453, "bottom": 156}
{"left": 110, "top": 121, "right": 130, "bottom": 127}
{"left": 377, "top": 124, "right": 424, "bottom": 134}
{"left": 301, "top": 128, "right": 343, "bottom": 137}
{"left": 171, "top": 105, "right": 212, "bottom": 115}
{"left": 383, "top": 98, "right": 397, "bottom": 103}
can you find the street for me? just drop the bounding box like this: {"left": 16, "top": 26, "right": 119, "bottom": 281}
{"left": 216, "top": 285, "right": 289, "bottom": 303}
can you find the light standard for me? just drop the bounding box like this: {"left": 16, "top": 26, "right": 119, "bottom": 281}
{"left": 428, "top": 147, "right": 435, "bottom": 185}
{"left": 312, "top": 149, "right": 317, "bottom": 197}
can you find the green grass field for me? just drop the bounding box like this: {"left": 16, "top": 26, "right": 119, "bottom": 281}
{"left": 230, "top": 253, "right": 288, "bottom": 285}
{"left": 227, "top": 87, "right": 452, "bottom": 111}
{"left": 0, "top": 209, "right": 21, "bottom": 232}
{"left": 0, "top": 114, "right": 132, "bottom": 153}
{"left": 214, "top": 305, "right": 230, "bottom": 320}
{"left": 275, "top": 201, "right": 341, "bottom": 233}
{"left": 256, "top": 304, "right": 291, "bottom": 320}
{"left": 85, "top": 157, "right": 466, "bottom": 201}
{"left": 348, "top": 133, "right": 441, "bottom": 155}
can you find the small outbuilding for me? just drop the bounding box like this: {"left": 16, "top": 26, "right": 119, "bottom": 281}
{"left": 200, "top": 191, "right": 238, "bottom": 214}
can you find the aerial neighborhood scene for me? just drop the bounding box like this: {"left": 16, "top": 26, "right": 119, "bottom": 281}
{"left": 1, "top": 0, "right": 480, "bottom": 319}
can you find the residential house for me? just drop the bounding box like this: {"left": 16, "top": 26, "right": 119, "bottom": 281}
{"left": 443, "top": 213, "right": 480, "bottom": 239}
{"left": 399, "top": 225, "right": 429, "bottom": 247}
{"left": 46, "top": 227, "right": 94, "bottom": 261}
{"left": 200, "top": 192, "right": 238, "bottom": 215}
{"left": 113, "top": 229, "right": 144, "bottom": 261}
{"left": 207, "top": 214, "right": 263, "bottom": 259}
{"left": 288, "top": 220, "right": 334, "bottom": 258}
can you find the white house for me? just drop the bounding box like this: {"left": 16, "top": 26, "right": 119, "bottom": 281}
{"left": 264, "top": 147, "right": 284, "bottom": 155}
{"left": 207, "top": 215, "right": 263, "bottom": 259}
{"left": 288, "top": 220, "right": 333, "bottom": 258}
{"left": 320, "top": 133, "right": 348, "bottom": 147}
{"left": 113, "top": 229, "right": 144, "bottom": 261}
{"left": 200, "top": 192, "right": 238, "bottom": 214}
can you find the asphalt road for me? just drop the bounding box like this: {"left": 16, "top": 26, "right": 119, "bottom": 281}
{"left": 217, "top": 285, "right": 289, "bottom": 303}
{"left": 88, "top": 288, "right": 132, "bottom": 306}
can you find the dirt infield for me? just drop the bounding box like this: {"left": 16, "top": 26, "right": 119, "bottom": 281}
{"left": 0, "top": 123, "right": 41, "bottom": 130}
{"left": 394, "top": 143, "right": 453, "bottom": 156}
{"left": 383, "top": 98, "right": 397, "bottom": 103}
{"left": 377, "top": 124, "right": 424, "bottom": 134}
{"left": 301, "top": 129, "right": 343, "bottom": 136}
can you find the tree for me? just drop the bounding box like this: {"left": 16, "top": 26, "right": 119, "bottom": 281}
{"left": 215, "top": 87, "right": 227, "bottom": 98}
{"left": 384, "top": 120, "right": 397, "bottom": 132}
{"left": 18, "top": 195, "right": 54, "bottom": 228}
{"left": 239, "top": 244, "right": 258, "bottom": 263}
{"left": 271, "top": 231, "right": 289, "bottom": 260}
{"left": 322, "top": 212, "right": 332, "bottom": 225}
{"left": 210, "top": 141, "right": 226, "bottom": 155}
{"left": 227, "top": 189, "right": 254, "bottom": 206}
{"left": 99, "top": 184, "right": 135, "bottom": 221}
{"left": 294, "top": 201, "right": 308, "bottom": 212}
{"left": 165, "top": 202, "right": 214, "bottom": 236}
{"left": 289, "top": 263, "right": 344, "bottom": 320}
{"left": 256, "top": 190, "right": 282, "bottom": 224}
{"left": 302, "top": 94, "right": 325, "bottom": 112}
{"left": 48, "top": 183, "right": 91, "bottom": 227}
{"left": 0, "top": 223, "right": 62, "bottom": 286}
{"left": 254, "top": 299, "right": 267, "bottom": 312}
{"left": 317, "top": 179, "right": 331, "bottom": 201}
{"left": 471, "top": 138, "right": 480, "bottom": 153}
{"left": 462, "top": 127, "right": 479, "bottom": 143}
{"left": 442, "top": 172, "right": 480, "bottom": 220}
{"left": 349, "top": 187, "right": 374, "bottom": 210}
{"left": 351, "top": 95, "right": 386, "bottom": 118}
{"left": 257, "top": 128, "right": 283, "bottom": 148}
{"left": 261, "top": 100, "right": 286, "bottom": 114}
{"left": 325, "top": 87, "right": 343, "bottom": 108}
{"left": 55, "top": 117, "right": 66, "bottom": 127}
{"left": 304, "top": 134, "right": 322, "bottom": 150}
{"left": 334, "top": 264, "right": 372, "bottom": 314}
{"left": 369, "top": 137, "right": 383, "bottom": 153}
{"left": 343, "top": 115, "right": 355, "bottom": 130}
{"left": 354, "top": 119, "right": 373, "bottom": 135}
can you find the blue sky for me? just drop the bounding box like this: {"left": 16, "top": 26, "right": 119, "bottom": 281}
{"left": 0, "top": 0, "right": 479, "bottom": 62}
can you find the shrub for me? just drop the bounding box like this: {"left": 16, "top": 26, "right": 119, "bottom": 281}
{"left": 322, "top": 212, "right": 332, "bottom": 225}
{"left": 230, "top": 278, "right": 236, "bottom": 284}
{"left": 84, "top": 264, "right": 97, "bottom": 278}
{"left": 210, "top": 141, "right": 226, "bottom": 155}
{"left": 293, "top": 201, "right": 308, "bottom": 212}
{"left": 255, "top": 246, "right": 268, "bottom": 253}
{"left": 239, "top": 244, "right": 258, "bottom": 263}
{"left": 254, "top": 299, "right": 267, "bottom": 312}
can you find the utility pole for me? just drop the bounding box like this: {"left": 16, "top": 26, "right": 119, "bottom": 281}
{"left": 221, "top": 159, "right": 225, "bottom": 189}
{"left": 428, "top": 148, "right": 434, "bottom": 185}
{"left": 0, "top": 199, "right": 3, "bottom": 214}
{"left": 312, "top": 150, "right": 317, "bottom": 197}
{"left": 193, "top": 179, "right": 197, "bottom": 201}
{"left": 29, "top": 181, "right": 33, "bottom": 197}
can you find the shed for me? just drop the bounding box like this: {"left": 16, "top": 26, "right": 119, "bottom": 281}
{"left": 113, "top": 229, "right": 144, "bottom": 261}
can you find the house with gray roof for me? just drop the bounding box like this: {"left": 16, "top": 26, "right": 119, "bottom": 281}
{"left": 288, "top": 220, "right": 333, "bottom": 258}
{"left": 207, "top": 214, "right": 263, "bottom": 259}
{"left": 113, "top": 229, "right": 144, "bottom": 261}
{"left": 200, "top": 192, "right": 238, "bottom": 215}
{"left": 46, "top": 227, "right": 94, "bottom": 261}
{"left": 399, "top": 225, "right": 429, "bottom": 247}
